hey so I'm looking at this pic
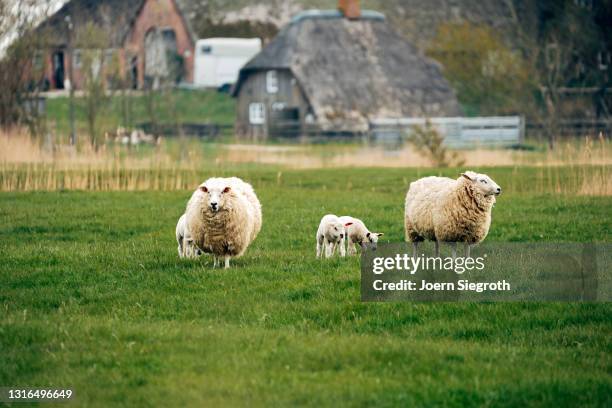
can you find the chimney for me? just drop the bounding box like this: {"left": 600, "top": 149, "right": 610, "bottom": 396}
{"left": 338, "top": 0, "right": 361, "bottom": 19}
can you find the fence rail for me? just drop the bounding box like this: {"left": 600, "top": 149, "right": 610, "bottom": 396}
{"left": 370, "top": 116, "right": 525, "bottom": 148}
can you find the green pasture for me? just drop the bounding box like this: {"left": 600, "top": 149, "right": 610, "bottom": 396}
{"left": 1, "top": 167, "right": 611, "bottom": 406}
{"left": 44, "top": 90, "right": 235, "bottom": 139}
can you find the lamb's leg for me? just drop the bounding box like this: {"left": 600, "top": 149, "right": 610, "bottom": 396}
{"left": 465, "top": 243, "right": 471, "bottom": 258}
{"left": 412, "top": 241, "right": 418, "bottom": 257}
{"left": 325, "top": 239, "right": 333, "bottom": 258}
{"left": 316, "top": 235, "right": 323, "bottom": 258}
{"left": 339, "top": 237, "right": 346, "bottom": 257}
{"left": 224, "top": 255, "right": 230, "bottom": 269}
{"left": 434, "top": 240, "right": 440, "bottom": 257}
{"left": 348, "top": 239, "right": 356, "bottom": 256}
{"left": 178, "top": 236, "right": 184, "bottom": 258}
{"left": 329, "top": 242, "right": 337, "bottom": 258}
{"left": 450, "top": 242, "right": 457, "bottom": 259}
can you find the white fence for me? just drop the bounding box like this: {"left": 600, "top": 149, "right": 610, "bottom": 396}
{"left": 370, "top": 116, "right": 524, "bottom": 148}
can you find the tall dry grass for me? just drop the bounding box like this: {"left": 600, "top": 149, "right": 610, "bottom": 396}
{"left": 0, "top": 129, "right": 610, "bottom": 194}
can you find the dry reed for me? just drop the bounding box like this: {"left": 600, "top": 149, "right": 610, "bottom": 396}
{"left": 0, "top": 129, "right": 610, "bottom": 195}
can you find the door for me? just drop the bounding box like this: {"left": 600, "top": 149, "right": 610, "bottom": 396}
{"left": 52, "top": 51, "right": 65, "bottom": 89}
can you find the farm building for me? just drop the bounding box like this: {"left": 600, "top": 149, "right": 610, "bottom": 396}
{"left": 231, "top": 0, "right": 460, "bottom": 139}
{"left": 33, "top": 0, "right": 195, "bottom": 90}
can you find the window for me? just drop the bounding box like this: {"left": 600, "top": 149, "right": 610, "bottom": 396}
{"left": 266, "top": 70, "right": 278, "bottom": 93}
{"left": 32, "top": 51, "right": 43, "bottom": 70}
{"left": 598, "top": 51, "right": 610, "bottom": 71}
{"left": 104, "top": 49, "right": 115, "bottom": 66}
{"left": 249, "top": 103, "right": 265, "bottom": 125}
{"left": 73, "top": 49, "right": 82, "bottom": 68}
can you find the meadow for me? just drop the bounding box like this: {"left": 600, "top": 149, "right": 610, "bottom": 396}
{"left": 44, "top": 90, "right": 235, "bottom": 139}
{"left": 1, "top": 165, "right": 611, "bottom": 406}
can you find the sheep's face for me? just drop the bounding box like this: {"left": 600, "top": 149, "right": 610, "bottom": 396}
{"left": 364, "top": 232, "right": 384, "bottom": 250}
{"left": 328, "top": 221, "right": 347, "bottom": 242}
{"left": 461, "top": 171, "right": 502, "bottom": 197}
{"left": 198, "top": 180, "right": 233, "bottom": 212}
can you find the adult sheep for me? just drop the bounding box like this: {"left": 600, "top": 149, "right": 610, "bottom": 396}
{"left": 186, "top": 177, "right": 262, "bottom": 268}
{"left": 404, "top": 171, "right": 501, "bottom": 257}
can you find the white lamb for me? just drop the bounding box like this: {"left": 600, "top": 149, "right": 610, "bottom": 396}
{"left": 404, "top": 171, "right": 501, "bottom": 257}
{"left": 316, "top": 214, "right": 353, "bottom": 258}
{"left": 175, "top": 213, "right": 201, "bottom": 258}
{"left": 185, "top": 177, "right": 262, "bottom": 268}
{"left": 338, "top": 216, "right": 384, "bottom": 255}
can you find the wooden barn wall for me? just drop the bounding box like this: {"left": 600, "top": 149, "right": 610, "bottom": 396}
{"left": 235, "top": 69, "right": 309, "bottom": 139}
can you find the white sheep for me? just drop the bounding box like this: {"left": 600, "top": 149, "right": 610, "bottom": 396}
{"left": 316, "top": 214, "right": 353, "bottom": 258}
{"left": 175, "top": 213, "right": 201, "bottom": 258}
{"left": 338, "top": 216, "right": 384, "bottom": 255}
{"left": 185, "top": 177, "right": 262, "bottom": 268}
{"left": 404, "top": 171, "right": 501, "bottom": 257}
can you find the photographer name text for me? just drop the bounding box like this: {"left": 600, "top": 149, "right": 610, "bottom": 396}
{"left": 373, "top": 279, "right": 511, "bottom": 292}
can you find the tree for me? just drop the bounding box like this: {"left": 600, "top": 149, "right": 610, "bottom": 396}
{"left": 427, "top": 22, "right": 533, "bottom": 116}
{"left": 531, "top": 0, "right": 611, "bottom": 148}
{"left": 503, "top": 0, "right": 611, "bottom": 148}
{"left": 0, "top": 0, "right": 53, "bottom": 134}
{"left": 76, "top": 22, "right": 118, "bottom": 151}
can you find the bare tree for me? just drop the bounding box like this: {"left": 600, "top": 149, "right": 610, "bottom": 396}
{"left": 0, "top": 0, "right": 53, "bottom": 135}
{"left": 76, "top": 21, "right": 118, "bottom": 151}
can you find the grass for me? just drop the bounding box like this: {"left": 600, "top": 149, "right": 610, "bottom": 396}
{"left": 44, "top": 89, "right": 235, "bottom": 139}
{"left": 1, "top": 166, "right": 611, "bottom": 406}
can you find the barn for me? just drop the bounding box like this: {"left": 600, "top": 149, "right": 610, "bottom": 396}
{"left": 231, "top": 1, "right": 460, "bottom": 140}
{"left": 34, "top": 0, "right": 195, "bottom": 90}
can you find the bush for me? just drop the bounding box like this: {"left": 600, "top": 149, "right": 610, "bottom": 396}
{"left": 407, "top": 121, "right": 464, "bottom": 168}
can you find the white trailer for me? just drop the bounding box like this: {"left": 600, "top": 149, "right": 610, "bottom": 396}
{"left": 193, "top": 38, "right": 262, "bottom": 88}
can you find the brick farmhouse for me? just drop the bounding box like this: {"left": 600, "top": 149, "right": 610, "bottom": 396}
{"left": 34, "top": 0, "right": 195, "bottom": 90}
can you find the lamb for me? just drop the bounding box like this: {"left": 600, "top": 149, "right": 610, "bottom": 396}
{"left": 185, "top": 177, "right": 262, "bottom": 268}
{"left": 338, "top": 216, "right": 384, "bottom": 255}
{"left": 404, "top": 171, "right": 501, "bottom": 257}
{"left": 316, "top": 214, "right": 353, "bottom": 258}
{"left": 175, "top": 213, "right": 202, "bottom": 258}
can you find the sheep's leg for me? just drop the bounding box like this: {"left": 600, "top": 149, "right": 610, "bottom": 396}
{"left": 325, "top": 240, "right": 334, "bottom": 258}
{"left": 224, "top": 255, "right": 230, "bottom": 269}
{"left": 178, "top": 237, "right": 184, "bottom": 258}
{"left": 339, "top": 237, "right": 346, "bottom": 257}
{"left": 213, "top": 256, "right": 219, "bottom": 268}
{"left": 450, "top": 242, "right": 457, "bottom": 259}
{"left": 434, "top": 241, "right": 440, "bottom": 257}
{"left": 465, "top": 243, "right": 471, "bottom": 258}
{"left": 412, "top": 242, "right": 418, "bottom": 257}
{"left": 316, "top": 235, "right": 323, "bottom": 258}
{"left": 330, "top": 242, "right": 338, "bottom": 258}
{"left": 348, "top": 239, "right": 356, "bottom": 256}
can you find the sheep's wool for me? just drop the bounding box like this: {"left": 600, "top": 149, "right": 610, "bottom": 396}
{"left": 186, "top": 177, "right": 262, "bottom": 258}
{"left": 405, "top": 175, "right": 496, "bottom": 244}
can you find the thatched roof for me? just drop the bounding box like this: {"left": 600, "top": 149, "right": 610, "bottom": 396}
{"left": 36, "top": 0, "right": 195, "bottom": 48}
{"left": 232, "top": 10, "right": 460, "bottom": 130}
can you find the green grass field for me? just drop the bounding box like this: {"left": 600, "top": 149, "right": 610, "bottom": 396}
{"left": 45, "top": 90, "right": 235, "bottom": 139}
{"left": 1, "top": 167, "right": 611, "bottom": 406}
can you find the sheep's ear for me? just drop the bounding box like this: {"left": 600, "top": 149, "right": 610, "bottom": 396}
{"left": 461, "top": 172, "right": 475, "bottom": 181}
{"left": 344, "top": 222, "right": 353, "bottom": 227}
{"left": 199, "top": 186, "right": 208, "bottom": 193}
{"left": 366, "top": 232, "right": 370, "bottom": 238}
{"left": 223, "top": 186, "right": 231, "bottom": 193}
{"left": 376, "top": 232, "right": 384, "bottom": 237}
